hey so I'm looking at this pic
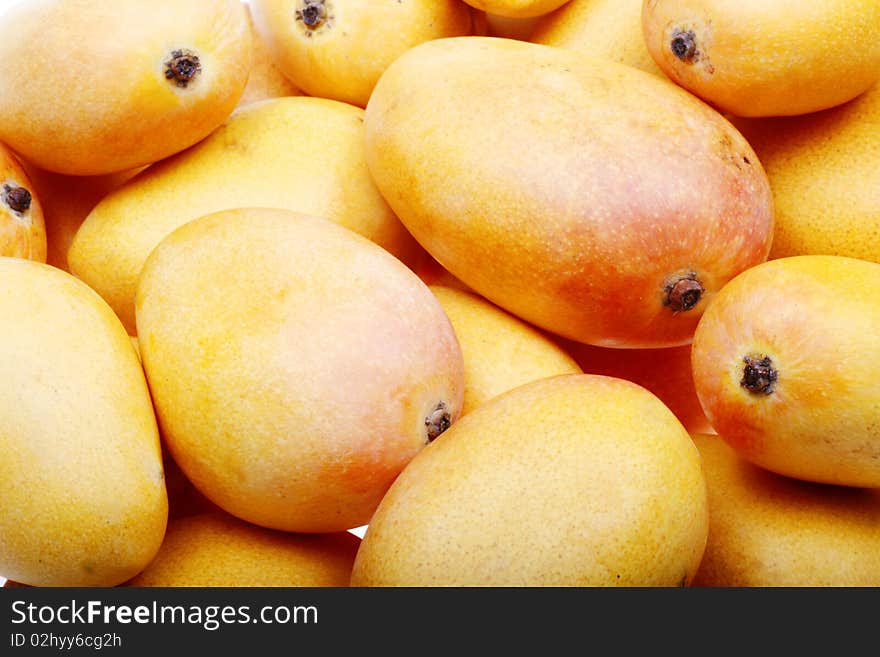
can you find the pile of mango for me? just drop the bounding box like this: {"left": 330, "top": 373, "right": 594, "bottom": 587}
{"left": 1, "top": 0, "right": 878, "bottom": 588}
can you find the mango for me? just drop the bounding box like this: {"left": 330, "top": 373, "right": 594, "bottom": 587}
{"left": 69, "top": 96, "right": 423, "bottom": 334}
{"left": 642, "top": 0, "right": 880, "bottom": 117}
{"left": 0, "top": 258, "right": 167, "bottom": 586}
{"left": 251, "top": 0, "right": 473, "bottom": 108}
{"left": 430, "top": 285, "right": 582, "bottom": 414}
{"left": 0, "top": 0, "right": 252, "bottom": 175}
{"left": 135, "top": 207, "right": 464, "bottom": 533}
{"left": 237, "top": 4, "right": 302, "bottom": 107}
{"left": 562, "top": 340, "right": 712, "bottom": 434}
{"left": 128, "top": 513, "right": 359, "bottom": 587}
{"left": 531, "top": 0, "right": 665, "bottom": 77}
{"left": 692, "top": 434, "right": 880, "bottom": 587}
{"left": 732, "top": 83, "right": 880, "bottom": 264}
{"left": 365, "top": 36, "right": 773, "bottom": 348}
{"left": 1, "top": 144, "right": 45, "bottom": 262}
{"left": 692, "top": 255, "right": 880, "bottom": 487}
{"left": 463, "top": 1, "right": 571, "bottom": 19}
{"left": 351, "top": 374, "right": 708, "bottom": 586}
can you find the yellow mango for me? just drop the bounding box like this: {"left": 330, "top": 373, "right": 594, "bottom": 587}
{"left": 251, "top": 0, "right": 473, "bottom": 108}
{"left": 365, "top": 37, "right": 773, "bottom": 348}
{"left": 692, "top": 255, "right": 880, "bottom": 487}
{"left": 0, "top": 258, "right": 167, "bottom": 586}
{"left": 135, "top": 207, "right": 463, "bottom": 533}
{"left": 351, "top": 374, "right": 708, "bottom": 586}
{"left": 642, "top": 0, "right": 880, "bottom": 117}
{"left": 692, "top": 434, "right": 880, "bottom": 587}
{"left": 0, "top": 0, "right": 252, "bottom": 175}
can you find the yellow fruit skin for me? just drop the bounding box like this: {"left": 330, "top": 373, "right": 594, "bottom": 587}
{"left": 365, "top": 36, "right": 773, "bottom": 348}
{"left": 692, "top": 256, "right": 880, "bottom": 487}
{"left": 251, "top": 0, "right": 472, "bottom": 108}
{"left": 21, "top": 165, "right": 141, "bottom": 274}
{"left": 0, "top": 0, "right": 253, "bottom": 175}
{"left": 732, "top": 83, "right": 880, "bottom": 264}
{"left": 135, "top": 208, "right": 464, "bottom": 533}
{"left": 127, "top": 513, "right": 360, "bottom": 587}
{"left": 429, "top": 285, "right": 582, "bottom": 415}
{"left": 642, "top": 0, "right": 880, "bottom": 117}
{"left": 692, "top": 434, "right": 880, "bottom": 587}
{"left": 0, "top": 258, "right": 167, "bottom": 587}
{"left": 69, "top": 96, "right": 423, "bottom": 335}
{"left": 351, "top": 374, "right": 708, "bottom": 586}
{"left": 531, "top": 0, "right": 666, "bottom": 77}
{"left": 464, "top": 0, "right": 571, "bottom": 19}
{"left": 237, "top": 4, "right": 302, "bottom": 108}
{"left": 1, "top": 144, "right": 45, "bottom": 261}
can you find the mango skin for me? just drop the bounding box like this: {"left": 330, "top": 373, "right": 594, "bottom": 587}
{"left": 251, "top": 0, "right": 472, "bottom": 108}
{"left": 692, "top": 434, "right": 880, "bottom": 587}
{"left": 732, "top": 83, "right": 880, "bottom": 264}
{"left": 0, "top": 0, "right": 252, "bottom": 175}
{"left": 1, "top": 144, "right": 45, "bottom": 261}
{"left": 135, "top": 207, "right": 464, "bottom": 533}
{"left": 692, "top": 256, "right": 880, "bottom": 487}
{"left": 0, "top": 258, "right": 167, "bottom": 587}
{"left": 21, "top": 165, "right": 141, "bottom": 273}
{"left": 642, "top": 0, "right": 880, "bottom": 117}
{"left": 70, "top": 96, "right": 423, "bottom": 334}
{"left": 351, "top": 374, "right": 708, "bottom": 586}
{"left": 531, "top": 0, "right": 665, "bottom": 77}
{"left": 430, "top": 285, "right": 582, "bottom": 415}
{"left": 128, "top": 513, "right": 359, "bottom": 587}
{"left": 365, "top": 37, "right": 773, "bottom": 349}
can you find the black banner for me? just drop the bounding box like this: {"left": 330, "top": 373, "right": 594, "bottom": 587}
{"left": 0, "top": 586, "right": 872, "bottom": 653}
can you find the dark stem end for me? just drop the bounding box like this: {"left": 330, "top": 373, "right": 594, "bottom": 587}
{"left": 740, "top": 354, "right": 778, "bottom": 395}
{"left": 665, "top": 273, "right": 703, "bottom": 313}
{"left": 164, "top": 49, "right": 202, "bottom": 88}
{"left": 425, "top": 401, "right": 451, "bottom": 443}
{"left": 2, "top": 184, "right": 32, "bottom": 214}
{"left": 671, "top": 29, "right": 698, "bottom": 62}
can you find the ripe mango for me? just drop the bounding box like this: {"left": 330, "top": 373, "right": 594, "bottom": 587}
{"left": 128, "top": 513, "right": 359, "bottom": 587}
{"left": 351, "top": 374, "right": 708, "bottom": 586}
{"left": 251, "top": 0, "right": 473, "bottom": 108}
{"left": 732, "top": 82, "right": 880, "bottom": 264}
{"left": 1, "top": 144, "right": 45, "bottom": 261}
{"left": 135, "top": 207, "right": 464, "bottom": 533}
{"left": 692, "top": 434, "right": 880, "bottom": 587}
{"left": 642, "top": 0, "right": 880, "bottom": 117}
{"left": 531, "top": 0, "right": 665, "bottom": 77}
{"left": 69, "top": 96, "right": 423, "bottom": 334}
{"left": 365, "top": 36, "right": 773, "bottom": 348}
{"left": 692, "top": 256, "right": 880, "bottom": 487}
{"left": 0, "top": 258, "right": 167, "bottom": 586}
{"left": 0, "top": 0, "right": 253, "bottom": 175}
{"left": 429, "top": 285, "right": 582, "bottom": 414}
